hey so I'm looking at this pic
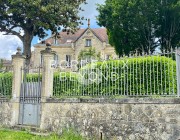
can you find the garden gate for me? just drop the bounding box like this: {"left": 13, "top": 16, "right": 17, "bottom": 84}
{"left": 19, "top": 65, "right": 42, "bottom": 126}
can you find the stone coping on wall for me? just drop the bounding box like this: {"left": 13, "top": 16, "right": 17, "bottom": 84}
{"left": 0, "top": 98, "right": 10, "bottom": 103}
{"left": 45, "top": 97, "right": 180, "bottom": 104}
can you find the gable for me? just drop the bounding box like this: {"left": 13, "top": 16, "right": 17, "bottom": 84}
{"left": 37, "top": 28, "right": 108, "bottom": 45}
{"left": 75, "top": 28, "right": 108, "bottom": 43}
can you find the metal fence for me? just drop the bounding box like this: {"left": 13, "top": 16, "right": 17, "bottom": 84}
{"left": 20, "top": 66, "right": 42, "bottom": 103}
{"left": 53, "top": 50, "right": 178, "bottom": 97}
{"left": 0, "top": 73, "right": 12, "bottom": 99}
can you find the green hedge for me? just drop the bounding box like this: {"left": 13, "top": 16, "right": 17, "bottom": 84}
{"left": 25, "top": 73, "right": 42, "bottom": 82}
{"left": 53, "top": 56, "right": 177, "bottom": 96}
{"left": 0, "top": 73, "right": 13, "bottom": 98}
{"left": 0, "top": 73, "right": 42, "bottom": 98}
{"left": 85, "top": 56, "right": 177, "bottom": 96}
{"left": 0, "top": 56, "right": 177, "bottom": 98}
{"left": 53, "top": 72, "right": 79, "bottom": 96}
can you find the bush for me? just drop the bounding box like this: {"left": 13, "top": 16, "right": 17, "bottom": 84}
{"left": 53, "top": 56, "right": 177, "bottom": 97}
{"left": 1, "top": 56, "right": 176, "bottom": 98}
{"left": 93, "top": 56, "right": 176, "bottom": 96}
{"left": 0, "top": 72, "right": 42, "bottom": 98}
{"left": 0, "top": 73, "right": 13, "bottom": 98}
{"left": 25, "top": 73, "right": 42, "bottom": 82}
{"left": 53, "top": 72, "right": 79, "bottom": 96}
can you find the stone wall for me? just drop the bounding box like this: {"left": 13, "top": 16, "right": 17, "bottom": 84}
{"left": 40, "top": 98, "right": 180, "bottom": 140}
{"left": 0, "top": 101, "right": 12, "bottom": 127}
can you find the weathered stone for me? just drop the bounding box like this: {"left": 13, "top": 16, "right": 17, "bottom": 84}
{"left": 0, "top": 102, "right": 12, "bottom": 127}
{"left": 39, "top": 101, "right": 180, "bottom": 139}
{"left": 144, "top": 106, "right": 154, "bottom": 116}
{"left": 2, "top": 98, "right": 180, "bottom": 140}
{"left": 124, "top": 104, "right": 132, "bottom": 115}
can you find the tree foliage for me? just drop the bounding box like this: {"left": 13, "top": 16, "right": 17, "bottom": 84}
{"left": 0, "top": 0, "right": 86, "bottom": 62}
{"left": 78, "top": 47, "right": 100, "bottom": 61}
{"left": 97, "top": 0, "right": 180, "bottom": 56}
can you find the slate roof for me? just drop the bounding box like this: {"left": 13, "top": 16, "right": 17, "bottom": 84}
{"left": 41, "top": 28, "right": 108, "bottom": 45}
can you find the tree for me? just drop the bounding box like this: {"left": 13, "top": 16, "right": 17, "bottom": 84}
{"left": 78, "top": 47, "right": 101, "bottom": 62}
{"left": 97, "top": 0, "right": 180, "bottom": 55}
{"left": 0, "top": 0, "right": 86, "bottom": 63}
{"left": 156, "top": 0, "right": 180, "bottom": 51}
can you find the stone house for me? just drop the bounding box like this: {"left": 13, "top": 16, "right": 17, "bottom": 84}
{"left": 32, "top": 24, "right": 117, "bottom": 67}
{"left": 0, "top": 60, "right": 12, "bottom": 72}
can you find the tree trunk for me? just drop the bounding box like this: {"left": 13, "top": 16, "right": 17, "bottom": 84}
{"left": 23, "top": 32, "right": 33, "bottom": 65}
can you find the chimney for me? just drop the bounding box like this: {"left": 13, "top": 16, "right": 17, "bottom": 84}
{"left": 88, "top": 19, "right": 90, "bottom": 28}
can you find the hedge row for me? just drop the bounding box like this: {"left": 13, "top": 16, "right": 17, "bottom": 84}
{"left": 0, "top": 73, "right": 42, "bottom": 98}
{"left": 53, "top": 56, "right": 177, "bottom": 96}
{"left": 0, "top": 56, "right": 177, "bottom": 98}
{"left": 0, "top": 73, "right": 13, "bottom": 98}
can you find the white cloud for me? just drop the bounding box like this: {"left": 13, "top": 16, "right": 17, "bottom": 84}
{"left": 0, "top": 33, "right": 23, "bottom": 60}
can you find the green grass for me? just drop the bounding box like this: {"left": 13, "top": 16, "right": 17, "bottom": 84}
{"left": 0, "top": 129, "right": 84, "bottom": 140}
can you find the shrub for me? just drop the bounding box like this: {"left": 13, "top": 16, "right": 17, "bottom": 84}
{"left": 0, "top": 73, "right": 13, "bottom": 98}
{"left": 1, "top": 56, "right": 176, "bottom": 98}
{"left": 84, "top": 56, "right": 177, "bottom": 96}
{"left": 25, "top": 73, "right": 42, "bottom": 82}
{"left": 53, "top": 56, "right": 177, "bottom": 97}
{"left": 0, "top": 72, "right": 42, "bottom": 98}
{"left": 53, "top": 72, "right": 79, "bottom": 96}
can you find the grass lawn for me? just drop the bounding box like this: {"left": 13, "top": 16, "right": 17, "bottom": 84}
{"left": 0, "top": 129, "right": 84, "bottom": 140}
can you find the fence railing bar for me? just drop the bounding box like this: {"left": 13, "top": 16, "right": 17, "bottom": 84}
{"left": 51, "top": 50, "right": 178, "bottom": 98}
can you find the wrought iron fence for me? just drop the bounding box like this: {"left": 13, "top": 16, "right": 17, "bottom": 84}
{"left": 0, "top": 73, "right": 12, "bottom": 99}
{"left": 53, "top": 49, "right": 178, "bottom": 97}
{"left": 20, "top": 66, "right": 42, "bottom": 103}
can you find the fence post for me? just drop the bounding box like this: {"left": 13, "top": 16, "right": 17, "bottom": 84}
{"left": 11, "top": 47, "right": 25, "bottom": 126}
{"left": 41, "top": 46, "right": 56, "bottom": 100}
{"left": 176, "top": 49, "right": 180, "bottom": 97}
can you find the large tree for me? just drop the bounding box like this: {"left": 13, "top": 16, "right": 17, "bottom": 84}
{"left": 97, "top": 0, "right": 180, "bottom": 56}
{"left": 156, "top": 0, "right": 180, "bottom": 51}
{"left": 0, "top": 0, "right": 86, "bottom": 63}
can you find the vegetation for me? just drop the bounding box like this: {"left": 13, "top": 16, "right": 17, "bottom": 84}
{"left": 78, "top": 47, "right": 101, "bottom": 61}
{"left": 0, "top": 0, "right": 86, "bottom": 63}
{"left": 0, "top": 73, "right": 12, "bottom": 98}
{"left": 0, "top": 56, "right": 176, "bottom": 98}
{"left": 0, "top": 129, "right": 84, "bottom": 140}
{"left": 53, "top": 56, "right": 177, "bottom": 96}
{"left": 97, "top": 0, "right": 180, "bottom": 55}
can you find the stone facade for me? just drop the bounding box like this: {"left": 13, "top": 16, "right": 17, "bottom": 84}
{"left": 40, "top": 98, "right": 180, "bottom": 140}
{"left": 32, "top": 27, "right": 118, "bottom": 67}
{"left": 0, "top": 101, "right": 12, "bottom": 127}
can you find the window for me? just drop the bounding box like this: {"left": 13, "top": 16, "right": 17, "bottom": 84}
{"left": 40, "top": 54, "right": 43, "bottom": 65}
{"left": 54, "top": 54, "right": 59, "bottom": 64}
{"left": 106, "top": 55, "right": 111, "bottom": 60}
{"left": 85, "top": 39, "right": 91, "bottom": 47}
{"left": 66, "top": 55, "right": 71, "bottom": 67}
{"left": 54, "top": 39, "right": 58, "bottom": 45}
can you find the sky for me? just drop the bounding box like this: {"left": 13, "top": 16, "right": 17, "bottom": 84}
{"left": 0, "top": 0, "right": 105, "bottom": 60}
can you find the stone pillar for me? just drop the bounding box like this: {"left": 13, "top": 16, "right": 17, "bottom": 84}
{"left": 41, "top": 47, "right": 56, "bottom": 99}
{"left": 11, "top": 47, "right": 25, "bottom": 126}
